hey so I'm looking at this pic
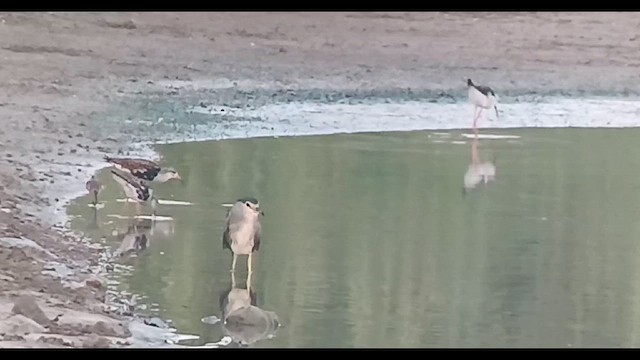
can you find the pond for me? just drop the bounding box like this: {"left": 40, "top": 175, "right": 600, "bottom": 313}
{"left": 68, "top": 127, "right": 640, "bottom": 348}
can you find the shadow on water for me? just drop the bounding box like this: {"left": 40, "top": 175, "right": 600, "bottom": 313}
{"left": 68, "top": 127, "right": 640, "bottom": 348}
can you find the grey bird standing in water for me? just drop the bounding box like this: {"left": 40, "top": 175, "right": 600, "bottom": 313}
{"left": 222, "top": 197, "right": 263, "bottom": 275}
{"left": 85, "top": 175, "right": 102, "bottom": 206}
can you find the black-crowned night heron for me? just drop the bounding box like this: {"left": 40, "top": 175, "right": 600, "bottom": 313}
{"left": 104, "top": 156, "right": 183, "bottom": 183}
{"left": 467, "top": 78, "right": 500, "bottom": 134}
{"left": 110, "top": 170, "right": 159, "bottom": 217}
{"left": 218, "top": 270, "right": 279, "bottom": 347}
{"left": 222, "top": 197, "right": 263, "bottom": 275}
{"left": 85, "top": 175, "right": 103, "bottom": 206}
{"left": 463, "top": 135, "right": 496, "bottom": 195}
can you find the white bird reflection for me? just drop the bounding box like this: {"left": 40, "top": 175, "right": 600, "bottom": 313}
{"left": 463, "top": 134, "right": 497, "bottom": 195}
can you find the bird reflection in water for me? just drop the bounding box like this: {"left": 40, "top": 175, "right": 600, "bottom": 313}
{"left": 463, "top": 134, "right": 497, "bottom": 195}
{"left": 217, "top": 269, "right": 280, "bottom": 347}
{"left": 86, "top": 207, "right": 100, "bottom": 230}
{"left": 112, "top": 218, "right": 175, "bottom": 259}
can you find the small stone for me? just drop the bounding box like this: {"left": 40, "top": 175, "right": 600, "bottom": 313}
{"left": 3, "top": 334, "right": 26, "bottom": 341}
{"left": 82, "top": 333, "right": 111, "bottom": 348}
{"left": 85, "top": 276, "right": 105, "bottom": 289}
{"left": 36, "top": 335, "right": 68, "bottom": 347}
{"left": 143, "top": 317, "right": 169, "bottom": 329}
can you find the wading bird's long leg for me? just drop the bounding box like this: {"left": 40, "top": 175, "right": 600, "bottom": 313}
{"left": 231, "top": 253, "right": 237, "bottom": 274}
{"left": 125, "top": 199, "right": 134, "bottom": 219}
{"left": 471, "top": 106, "right": 478, "bottom": 131}
{"left": 248, "top": 252, "right": 253, "bottom": 276}
{"left": 231, "top": 269, "right": 236, "bottom": 289}
{"left": 473, "top": 107, "right": 482, "bottom": 134}
{"left": 472, "top": 136, "right": 480, "bottom": 165}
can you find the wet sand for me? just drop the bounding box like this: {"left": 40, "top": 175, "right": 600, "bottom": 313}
{"left": 0, "top": 11, "right": 638, "bottom": 348}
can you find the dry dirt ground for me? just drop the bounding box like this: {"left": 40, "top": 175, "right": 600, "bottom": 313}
{"left": 1, "top": 11, "right": 639, "bottom": 348}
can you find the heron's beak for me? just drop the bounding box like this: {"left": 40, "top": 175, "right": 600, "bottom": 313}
{"left": 176, "top": 174, "right": 184, "bottom": 183}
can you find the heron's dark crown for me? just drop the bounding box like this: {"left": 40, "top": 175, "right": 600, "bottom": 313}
{"left": 237, "top": 197, "right": 259, "bottom": 205}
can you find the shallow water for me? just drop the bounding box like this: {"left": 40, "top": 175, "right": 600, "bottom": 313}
{"left": 69, "top": 127, "right": 640, "bottom": 348}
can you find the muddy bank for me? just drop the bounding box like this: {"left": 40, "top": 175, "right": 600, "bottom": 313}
{"left": 1, "top": 12, "right": 639, "bottom": 348}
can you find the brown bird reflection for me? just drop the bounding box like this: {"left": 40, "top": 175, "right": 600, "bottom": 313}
{"left": 112, "top": 218, "right": 175, "bottom": 259}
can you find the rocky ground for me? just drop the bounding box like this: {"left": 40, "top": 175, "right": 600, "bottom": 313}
{"left": 1, "top": 11, "right": 639, "bottom": 348}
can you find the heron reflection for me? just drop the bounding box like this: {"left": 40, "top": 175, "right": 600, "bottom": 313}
{"left": 218, "top": 270, "right": 280, "bottom": 347}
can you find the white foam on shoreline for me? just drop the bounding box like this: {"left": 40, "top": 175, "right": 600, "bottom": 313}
{"left": 114, "top": 198, "right": 193, "bottom": 206}
{"left": 133, "top": 96, "right": 640, "bottom": 146}
{"left": 461, "top": 133, "right": 521, "bottom": 139}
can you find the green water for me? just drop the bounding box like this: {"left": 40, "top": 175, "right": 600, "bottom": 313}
{"left": 69, "top": 128, "right": 640, "bottom": 348}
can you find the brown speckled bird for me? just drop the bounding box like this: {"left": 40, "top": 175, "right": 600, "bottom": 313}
{"left": 114, "top": 219, "right": 152, "bottom": 258}
{"left": 110, "top": 170, "right": 158, "bottom": 217}
{"left": 104, "top": 156, "right": 182, "bottom": 183}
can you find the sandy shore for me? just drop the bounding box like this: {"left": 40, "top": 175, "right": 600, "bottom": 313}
{"left": 1, "top": 11, "right": 639, "bottom": 348}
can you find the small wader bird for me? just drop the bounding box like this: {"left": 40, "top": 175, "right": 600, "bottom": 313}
{"left": 85, "top": 175, "right": 103, "bottom": 206}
